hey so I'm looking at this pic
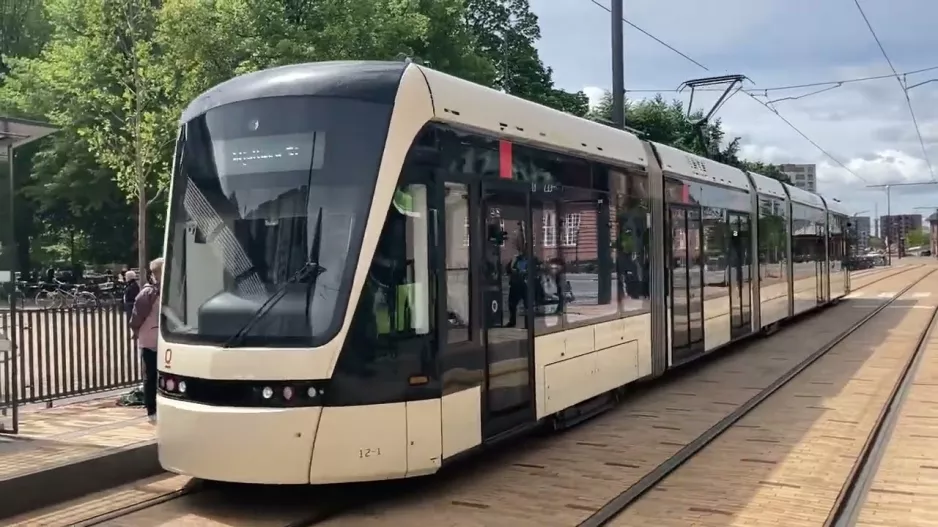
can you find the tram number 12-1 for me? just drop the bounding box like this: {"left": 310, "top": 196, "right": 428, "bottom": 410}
{"left": 359, "top": 448, "right": 382, "bottom": 458}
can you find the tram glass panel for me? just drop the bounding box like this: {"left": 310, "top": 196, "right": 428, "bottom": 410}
{"left": 757, "top": 195, "right": 789, "bottom": 326}
{"left": 161, "top": 96, "right": 392, "bottom": 348}
{"left": 791, "top": 203, "right": 825, "bottom": 313}
{"left": 611, "top": 169, "right": 651, "bottom": 316}
{"left": 829, "top": 213, "right": 847, "bottom": 297}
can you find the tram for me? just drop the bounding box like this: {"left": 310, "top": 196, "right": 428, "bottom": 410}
{"left": 155, "top": 60, "right": 852, "bottom": 484}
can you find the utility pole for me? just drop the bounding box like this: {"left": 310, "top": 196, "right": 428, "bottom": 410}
{"left": 610, "top": 0, "right": 624, "bottom": 128}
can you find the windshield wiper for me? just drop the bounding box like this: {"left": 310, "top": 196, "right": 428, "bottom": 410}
{"left": 223, "top": 208, "right": 326, "bottom": 348}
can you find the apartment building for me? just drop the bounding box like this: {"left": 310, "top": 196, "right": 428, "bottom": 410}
{"left": 778, "top": 163, "right": 817, "bottom": 192}
{"left": 880, "top": 214, "right": 923, "bottom": 251}
{"left": 852, "top": 215, "right": 871, "bottom": 254}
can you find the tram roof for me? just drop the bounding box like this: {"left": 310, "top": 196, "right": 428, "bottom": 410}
{"left": 651, "top": 142, "right": 751, "bottom": 191}
{"left": 180, "top": 61, "right": 408, "bottom": 123}
{"left": 822, "top": 195, "right": 850, "bottom": 216}
{"left": 748, "top": 171, "right": 787, "bottom": 199}
{"left": 784, "top": 183, "right": 826, "bottom": 209}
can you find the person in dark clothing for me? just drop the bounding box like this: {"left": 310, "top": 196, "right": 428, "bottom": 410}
{"left": 506, "top": 253, "right": 529, "bottom": 327}
{"left": 122, "top": 270, "right": 140, "bottom": 318}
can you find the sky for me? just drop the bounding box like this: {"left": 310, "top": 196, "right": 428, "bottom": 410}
{"left": 530, "top": 0, "right": 938, "bottom": 225}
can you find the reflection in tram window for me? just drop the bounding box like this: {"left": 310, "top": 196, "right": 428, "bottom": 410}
{"left": 532, "top": 204, "right": 563, "bottom": 334}
{"left": 758, "top": 196, "right": 788, "bottom": 285}
{"left": 612, "top": 168, "right": 650, "bottom": 315}
{"left": 445, "top": 182, "right": 471, "bottom": 343}
{"left": 791, "top": 203, "right": 826, "bottom": 312}
{"left": 352, "top": 184, "right": 432, "bottom": 339}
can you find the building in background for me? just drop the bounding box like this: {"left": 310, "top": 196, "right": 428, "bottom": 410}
{"left": 779, "top": 163, "right": 817, "bottom": 192}
{"left": 880, "top": 214, "right": 923, "bottom": 253}
{"left": 852, "top": 216, "right": 871, "bottom": 254}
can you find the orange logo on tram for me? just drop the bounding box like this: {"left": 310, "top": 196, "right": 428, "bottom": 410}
{"left": 164, "top": 348, "right": 173, "bottom": 369}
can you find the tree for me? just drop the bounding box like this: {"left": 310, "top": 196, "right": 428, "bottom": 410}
{"left": 906, "top": 229, "right": 929, "bottom": 249}
{"left": 741, "top": 161, "right": 790, "bottom": 183}
{"left": 589, "top": 91, "right": 789, "bottom": 183}
{"left": 464, "top": 0, "right": 589, "bottom": 116}
{"left": 1, "top": 0, "right": 178, "bottom": 273}
{"left": 0, "top": 0, "right": 50, "bottom": 78}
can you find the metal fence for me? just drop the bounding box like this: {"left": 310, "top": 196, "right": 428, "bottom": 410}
{"left": 0, "top": 303, "right": 141, "bottom": 433}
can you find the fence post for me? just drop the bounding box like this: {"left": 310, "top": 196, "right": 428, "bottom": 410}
{"left": 1, "top": 295, "right": 18, "bottom": 434}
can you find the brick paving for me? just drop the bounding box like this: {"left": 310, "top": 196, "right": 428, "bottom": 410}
{"left": 854, "top": 296, "right": 938, "bottom": 527}
{"left": 608, "top": 268, "right": 938, "bottom": 526}
{"left": 0, "top": 396, "right": 155, "bottom": 482}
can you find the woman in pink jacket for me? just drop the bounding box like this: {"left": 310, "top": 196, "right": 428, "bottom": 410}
{"left": 129, "top": 257, "right": 163, "bottom": 423}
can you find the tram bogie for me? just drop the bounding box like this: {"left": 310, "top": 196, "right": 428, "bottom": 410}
{"left": 155, "top": 60, "right": 853, "bottom": 485}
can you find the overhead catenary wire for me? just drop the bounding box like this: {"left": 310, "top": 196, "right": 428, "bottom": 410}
{"left": 585, "top": 0, "right": 864, "bottom": 183}
{"left": 623, "top": 65, "right": 938, "bottom": 95}
{"left": 587, "top": 0, "right": 709, "bottom": 72}
{"left": 852, "top": 0, "right": 935, "bottom": 181}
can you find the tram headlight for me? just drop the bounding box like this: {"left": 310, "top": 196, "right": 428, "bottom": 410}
{"left": 282, "top": 386, "right": 294, "bottom": 400}
{"left": 166, "top": 378, "right": 176, "bottom": 392}
{"left": 261, "top": 386, "right": 274, "bottom": 399}
{"left": 307, "top": 386, "right": 317, "bottom": 398}
{"left": 178, "top": 381, "right": 187, "bottom": 394}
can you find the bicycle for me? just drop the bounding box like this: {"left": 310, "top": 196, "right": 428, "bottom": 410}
{"left": 34, "top": 280, "right": 99, "bottom": 309}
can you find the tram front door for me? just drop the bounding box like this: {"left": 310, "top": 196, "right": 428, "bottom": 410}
{"left": 480, "top": 181, "right": 535, "bottom": 440}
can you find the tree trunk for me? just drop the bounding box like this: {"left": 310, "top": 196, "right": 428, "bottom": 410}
{"left": 134, "top": 47, "right": 147, "bottom": 279}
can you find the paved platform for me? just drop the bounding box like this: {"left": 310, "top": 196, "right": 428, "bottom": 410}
{"left": 0, "top": 395, "right": 159, "bottom": 521}
{"left": 855, "top": 306, "right": 938, "bottom": 527}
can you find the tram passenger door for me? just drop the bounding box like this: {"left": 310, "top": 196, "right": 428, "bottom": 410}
{"left": 480, "top": 182, "right": 535, "bottom": 439}
{"left": 728, "top": 212, "right": 753, "bottom": 339}
{"left": 668, "top": 206, "right": 705, "bottom": 366}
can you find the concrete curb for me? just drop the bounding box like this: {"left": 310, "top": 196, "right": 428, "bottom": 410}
{"left": 0, "top": 440, "right": 161, "bottom": 521}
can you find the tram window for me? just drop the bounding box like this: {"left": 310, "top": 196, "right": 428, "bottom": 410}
{"left": 702, "top": 207, "right": 727, "bottom": 287}
{"left": 513, "top": 145, "right": 591, "bottom": 187}
{"left": 611, "top": 168, "right": 650, "bottom": 316}
{"left": 758, "top": 196, "right": 787, "bottom": 283}
{"left": 357, "top": 184, "right": 432, "bottom": 338}
{"left": 533, "top": 202, "right": 563, "bottom": 334}
{"left": 557, "top": 185, "right": 618, "bottom": 327}
{"left": 445, "top": 182, "right": 471, "bottom": 343}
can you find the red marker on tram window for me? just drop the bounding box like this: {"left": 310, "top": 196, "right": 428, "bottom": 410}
{"left": 499, "top": 140, "right": 512, "bottom": 180}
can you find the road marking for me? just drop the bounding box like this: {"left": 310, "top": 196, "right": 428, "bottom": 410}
{"left": 911, "top": 292, "right": 932, "bottom": 298}
{"left": 846, "top": 292, "right": 866, "bottom": 299}
{"left": 878, "top": 292, "right": 896, "bottom": 298}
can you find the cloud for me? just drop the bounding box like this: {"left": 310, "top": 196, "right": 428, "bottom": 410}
{"left": 582, "top": 86, "right": 605, "bottom": 109}
{"left": 529, "top": 0, "right": 938, "bottom": 215}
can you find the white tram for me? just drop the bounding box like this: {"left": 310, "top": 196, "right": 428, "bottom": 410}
{"left": 155, "top": 61, "right": 853, "bottom": 484}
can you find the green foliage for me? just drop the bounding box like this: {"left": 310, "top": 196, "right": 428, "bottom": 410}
{"left": 465, "top": 0, "right": 589, "bottom": 116}
{"left": 906, "top": 229, "right": 929, "bottom": 248}
{"left": 589, "top": 91, "right": 789, "bottom": 183}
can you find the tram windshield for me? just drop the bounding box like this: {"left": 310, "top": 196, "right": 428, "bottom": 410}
{"left": 160, "top": 96, "right": 392, "bottom": 347}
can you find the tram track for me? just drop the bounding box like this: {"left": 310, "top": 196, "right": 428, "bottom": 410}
{"left": 583, "top": 267, "right": 938, "bottom": 527}
{"left": 3, "top": 265, "right": 928, "bottom": 527}
{"left": 824, "top": 297, "right": 938, "bottom": 526}
{"left": 578, "top": 270, "right": 938, "bottom": 527}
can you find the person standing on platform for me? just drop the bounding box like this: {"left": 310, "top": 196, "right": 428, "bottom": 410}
{"left": 122, "top": 270, "right": 140, "bottom": 318}
{"left": 129, "top": 258, "right": 163, "bottom": 424}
